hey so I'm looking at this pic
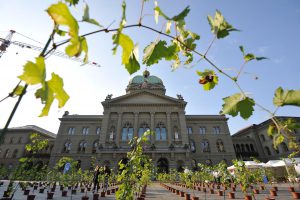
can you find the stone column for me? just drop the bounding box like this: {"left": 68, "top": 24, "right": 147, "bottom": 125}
{"left": 150, "top": 112, "right": 155, "bottom": 144}
{"left": 166, "top": 112, "right": 172, "bottom": 145}
{"left": 99, "top": 111, "right": 110, "bottom": 147}
{"left": 133, "top": 112, "right": 139, "bottom": 137}
{"left": 115, "top": 112, "right": 123, "bottom": 146}
{"left": 178, "top": 111, "right": 189, "bottom": 146}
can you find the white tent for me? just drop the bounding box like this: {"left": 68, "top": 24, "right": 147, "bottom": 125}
{"left": 266, "top": 158, "right": 300, "bottom": 167}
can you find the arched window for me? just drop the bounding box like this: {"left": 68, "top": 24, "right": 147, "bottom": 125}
{"left": 189, "top": 140, "right": 196, "bottom": 153}
{"left": 216, "top": 139, "right": 225, "bottom": 152}
{"left": 4, "top": 149, "right": 10, "bottom": 158}
{"left": 78, "top": 141, "right": 87, "bottom": 152}
{"left": 236, "top": 144, "right": 241, "bottom": 152}
{"left": 264, "top": 146, "right": 271, "bottom": 156}
{"left": 18, "top": 137, "right": 22, "bottom": 144}
{"left": 109, "top": 126, "right": 115, "bottom": 141}
{"left": 250, "top": 144, "right": 255, "bottom": 152}
{"left": 12, "top": 149, "right": 18, "bottom": 158}
{"left": 246, "top": 144, "right": 250, "bottom": 152}
{"left": 63, "top": 141, "right": 72, "bottom": 153}
{"left": 281, "top": 142, "right": 289, "bottom": 152}
{"left": 201, "top": 139, "right": 210, "bottom": 152}
{"left": 174, "top": 126, "right": 180, "bottom": 141}
{"left": 92, "top": 140, "right": 100, "bottom": 153}
{"left": 96, "top": 127, "right": 101, "bottom": 135}
{"left": 260, "top": 134, "right": 266, "bottom": 142}
{"left": 138, "top": 122, "right": 150, "bottom": 138}
{"left": 241, "top": 144, "right": 245, "bottom": 152}
{"left": 121, "top": 122, "right": 134, "bottom": 141}
{"left": 155, "top": 122, "right": 167, "bottom": 141}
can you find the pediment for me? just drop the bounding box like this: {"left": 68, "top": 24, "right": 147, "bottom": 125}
{"left": 108, "top": 91, "right": 182, "bottom": 105}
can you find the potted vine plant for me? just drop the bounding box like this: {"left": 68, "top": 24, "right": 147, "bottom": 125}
{"left": 215, "top": 161, "right": 234, "bottom": 200}
{"left": 179, "top": 169, "right": 192, "bottom": 200}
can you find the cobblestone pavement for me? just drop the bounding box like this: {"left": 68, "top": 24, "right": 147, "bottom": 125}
{"left": 1, "top": 180, "right": 299, "bottom": 200}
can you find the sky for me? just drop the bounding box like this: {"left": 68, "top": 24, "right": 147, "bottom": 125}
{"left": 0, "top": 0, "right": 299, "bottom": 135}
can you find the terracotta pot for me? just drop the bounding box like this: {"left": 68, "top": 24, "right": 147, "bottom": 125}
{"left": 197, "top": 187, "right": 201, "bottom": 191}
{"left": 260, "top": 185, "right": 265, "bottom": 190}
{"left": 176, "top": 190, "right": 180, "bottom": 195}
{"left": 202, "top": 188, "right": 206, "bottom": 192}
{"left": 24, "top": 189, "right": 30, "bottom": 195}
{"left": 39, "top": 188, "right": 45, "bottom": 193}
{"left": 272, "top": 186, "right": 278, "bottom": 191}
{"left": 81, "top": 188, "right": 85, "bottom": 193}
{"left": 184, "top": 193, "right": 190, "bottom": 200}
{"left": 112, "top": 188, "right": 116, "bottom": 193}
{"left": 137, "top": 198, "right": 144, "bottom": 200}
{"left": 51, "top": 187, "right": 55, "bottom": 192}
{"left": 244, "top": 195, "right": 252, "bottom": 200}
{"left": 228, "top": 192, "right": 235, "bottom": 199}
{"left": 180, "top": 191, "right": 185, "bottom": 197}
{"left": 82, "top": 196, "right": 89, "bottom": 200}
{"left": 100, "top": 191, "right": 105, "bottom": 197}
{"left": 47, "top": 192, "right": 54, "bottom": 199}
{"left": 231, "top": 187, "right": 236, "bottom": 192}
{"left": 292, "top": 192, "right": 300, "bottom": 199}
{"left": 27, "top": 194, "right": 36, "bottom": 200}
{"left": 191, "top": 197, "right": 199, "bottom": 200}
{"left": 93, "top": 193, "right": 100, "bottom": 200}
{"left": 269, "top": 190, "right": 277, "bottom": 196}
{"left": 253, "top": 189, "right": 259, "bottom": 194}
{"left": 107, "top": 189, "right": 111, "bottom": 195}
{"left": 218, "top": 190, "right": 223, "bottom": 196}
{"left": 62, "top": 190, "right": 68, "bottom": 197}
{"left": 210, "top": 188, "right": 214, "bottom": 194}
{"left": 264, "top": 198, "right": 275, "bottom": 200}
{"left": 72, "top": 189, "right": 77, "bottom": 194}
{"left": 289, "top": 187, "right": 295, "bottom": 192}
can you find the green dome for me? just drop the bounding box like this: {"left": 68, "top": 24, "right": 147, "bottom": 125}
{"left": 129, "top": 75, "right": 163, "bottom": 85}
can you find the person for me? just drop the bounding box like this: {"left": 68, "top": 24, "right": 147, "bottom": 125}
{"left": 103, "top": 165, "right": 111, "bottom": 192}
{"left": 92, "top": 165, "right": 100, "bottom": 192}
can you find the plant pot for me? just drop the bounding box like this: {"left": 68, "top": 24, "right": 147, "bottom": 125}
{"left": 62, "top": 190, "right": 68, "bottom": 197}
{"left": 180, "top": 191, "right": 185, "bottom": 197}
{"left": 253, "top": 189, "right": 259, "bottom": 194}
{"left": 218, "top": 190, "right": 223, "bottom": 196}
{"left": 100, "top": 191, "right": 105, "bottom": 197}
{"left": 107, "top": 189, "right": 111, "bottom": 195}
{"left": 51, "top": 187, "right": 55, "bottom": 192}
{"left": 47, "top": 192, "right": 54, "bottom": 199}
{"left": 231, "top": 187, "right": 236, "bottom": 191}
{"left": 264, "top": 198, "right": 275, "bottom": 200}
{"left": 39, "top": 188, "right": 45, "bottom": 193}
{"left": 289, "top": 187, "right": 295, "bottom": 192}
{"left": 112, "top": 188, "right": 116, "bottom": 193}
{"left": 24, "top": 189, "right": 30, "bottom": 195}
{"left": 3, "top": 191, "right": 10, "bottom": 197}
{"left": 210, "top": 188, "right": 214, "bottom": 194}
{"left": 72, "top": 189, "right": 77, "bottom": 194}
{"left": 93, "top": 193, "right": 99, "bottom": 200}
{"left": 272, "top": 186, "right": 278, "bottom": 191}
{"left": 244, "top": 195, "right": 252, "bottom": 200}
{"left": 260, "top": 185, "right": 265, "bottom": 190}
{"left": 81, "top": 188, "right": 85, "bottom": 193}
{"left": 269, "top": 190, "right": 277, "bottom": 196}
{"left": 228, "top": 192, "right": 235, "bottom": 199}
{"left": 184, "top": 193, "right": 190, "bottom": 200}
{"left": 191, "top": 197, "right": 199, "bottom": 200}
{"left": 82, "top": 196, "right": 89, "bottom": 200}
{"left": 87, "top": 187, "right": 91, "bottom": 191}
{"left": 202, "top": 188, "right": 206, "bottom": 192}
{"left": 27, "top": 194, "right": 36, "bottom": 200}
{"left": 33, "top": 185, "right": 38, "bottom": 190}
{"left": 292, "top": 192, "right": 300, "bottom": 199}
{"left": 176, "top": 190, "right": 180, "bottom": 195}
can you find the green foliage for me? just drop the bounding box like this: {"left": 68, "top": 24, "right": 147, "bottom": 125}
{"left": 221, "top": 93, "right": 255, "bottom": 119}
{"left": 239, "top": 45, "right": 267, "bottom": 62}
{"left": 82, "top": 3, "right": 102, "bottom": 27}
{"left": 207, "top": 10, "right": 238, "bottom": 39}
{"left": 197, "top": 70, "right": 218, "bottom": 90}
{"left": 13, "top": 85, "right": 25, "bottom": 96}
{"left": 273, "top": 87, "right": 300, "bottom": 107}
{"left": 154, "top": 2, "right": 190, "bottom": 23}
{"left": 18, "top": 57, "right": 46, "bottom": 85}
{"left": 125, "top": 46, "right": 140, "bottom": 75}
{"left": 64, "top": 0, "right": 79, "bottom": 6}
{"left": 25, "top": 133, "right": 49, "bottom": 154}
{"left": 112, "top": 0, "right": 127, "bottom": 54}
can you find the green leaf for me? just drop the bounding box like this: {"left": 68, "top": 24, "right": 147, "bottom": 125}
{"left": 13, "top": 85, "right": 25, "bottom": 96}
{"left": 274, "top": 134, "right": 284, "bottom": 147}
{"left": 64, "top": 0, "right": 79, "bottom": 6}
{"left": 154, "top": 1, "right": 159, "bottom": 24}
{"left": 114, "top": 33, "right": 134, "bottom": 65}
{"left": 47, "top": 2, "right": 79, "bottom": 37}
{"left": 125, "top": 47, "right": 140, "bottom": 75}
{"left": 273, "top": 87, "right": 300, "bottom": 107}
{"left": 18, "top": 57, "right": 46, "bottom": 85}
{"left": 240, "top": 46, "right": 268, "bottom": 62}
{"left": 65, "top": 36, "right": 88, "bottom": 59}
{"left": 267, "top": 124, "right": 276, "bottom": 136}
{"left": 55, "top": 29, "right": 67, "bottom": 36}
{"left": 256, "top": 57, "right": 267, "bottom": 61}
{"left": 112, "top": 0, "right": 126, "bottom": 54}
{"left": 35, "top": 73, "right": 69, "bottom": 117}
{"left": 82, "top": 3, "right": 102, "bottom": 27}
{"left": 221, "top": 93, "right": 255, "bottom": 119}
{"left": 154, "top": 4, "right": 190, "bottom": 22}
{"left": 244, "top": 53, "right": 256, "bottom": 62}
{"left": 207, "top": 10, "right": 238, "bottom": 39}
{"left": 172, "top": 6, "right": 190, "bottom": 21}
{"left": 239, "top": 46, "right": 245, "bottom": 55}
{"left": 81, "top": 37, "right": 88, "bottom": 63}
{"left": 165, "top": 21, "right": 172, "bottom": 34}
{"left": 196, "top": 70, "right": 218, "bottom": 91}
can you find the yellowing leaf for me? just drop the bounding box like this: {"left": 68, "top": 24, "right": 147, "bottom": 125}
{"left": 125, "top": 50, "right": 140, "bottom": 75}
{"left": 115, "top": 33, "right": 134, "bottom": 65}
{"left": 165, "top": 21, "right": 172, "bottom": 34}
{"left": 47, "top": 2, "right": 79, "bottom": 37}
{"left": 13, "top": 85, "right": 25, "bottom": 96}
{"left": 112, "top": 0, "right": 126, "bottom": 54}
{"left": 35, "top": 73, "right": 69, "bottom": 117}
{"left": 197, "top": 70, "right": 218, "bottom": 91}
{"left": 273, "top": 87, "right": 300, "bottom": 107}
{"left": 18, "top": 57, "right": 46, "bottom": 85}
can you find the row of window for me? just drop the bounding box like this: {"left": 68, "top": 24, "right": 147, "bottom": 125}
{"left": 4, "top": 137, "right": 23, "bottom": 144}
{"left": 189, "top": 139, "right": 225, "bottom": 153}
{"left": 67, "top": 127, "right": 101, "bottom": 135}
{"left": 264, "top": 142, "right": 289, "bottom": 156}
{"left": 234, "top": 144, "right": 256, "bottom": 153}
{"left": 1, "top": 149, "right": 18, "bottom": 159}
{"left": 187, "top": 126, "right": 221, "bottom": 134}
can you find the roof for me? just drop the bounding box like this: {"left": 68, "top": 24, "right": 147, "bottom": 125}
{"left": 3, "top": 125, "right": 56, "bottom": 138}
{"left": 129, "top": 75, "right": 164, "bottom": 85}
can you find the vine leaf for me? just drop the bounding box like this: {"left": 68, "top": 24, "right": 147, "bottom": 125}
{"left": 13, "top": 86, "right": 25, "bottom": 96}
{"left": 112, "top": 0, "right": 126, "bottom": 54}
{"left": 143, "top": 40, "right": 177, "bottom": 66}
{"left": 207, "top": 10, "right": 238, "bottom": 39}
{"left": 82, "top": 3, "right": 102, "bottom": 27}
{"left": 196, "top": 70, "right": 218, "bottom": 91}
{"left": 65, "top": 36, "right": 89, "bottom": 62}
{"left": 239, "top": 45, "right": 267, "bottom": 62}
{"left": 273, "top": 87, "right": 300, "bottom": 107}
{"left": 35, "top": 73, "right": 69, "bottom": 117}
{"left": 165, "top": 21, "right": 172, "bottom": 34}
{"left": 125, "top": 45, "right": 140, "bottom": 75}
{"left": 221, "top": 93, "right": 255, "bottom": 119}
{"left": 154, "top": 2, "right": 190, "bottom": 22}
{"left": 64, "top": 0, "right": 79, "bottom": 6}
{"left": 18, "top": 57, "right": 46, "bottom": 85}
{"left": 114, "top": 33, "right": 134, "bottom": 66}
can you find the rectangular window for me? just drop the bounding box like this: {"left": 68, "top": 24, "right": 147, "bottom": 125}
{"left": 121, "top": 128, "right": 127, "bottom": 141}
{"left": 82, "top": 127, "right": 89, "bottom": 135}
{"left": 213, "top": 126, "right": 221, "bottom": 134}
{"left": 199, "top": 127, "right": 206, "bottom": 134}
{"left": 128, "top": 128, "right": 134, "bottom": 140}
{"left": 161, "top": 128, "right": 167, "bottom": 141}
{"left": 138, "top": 128, "right": 144, "bottom": 138}
{"left": 68, "top": 127, "right": 75, "bottom": 135}
{"left": 155, "top": 127, "right": 161, "bottom": 140}
{"left": 187, "top": 127, "right": 193, "bottom": 134}
{"left": 96, "top": 127, "right": 101, "bottom": 135}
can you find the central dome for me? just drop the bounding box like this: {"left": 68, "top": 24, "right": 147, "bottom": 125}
{"left": 126, "top": 70, "right": 166, "bottom": 95}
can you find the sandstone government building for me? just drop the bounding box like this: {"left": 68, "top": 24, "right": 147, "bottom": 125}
{"left": 1, "top": 71, "right": 299, "bottom": 172}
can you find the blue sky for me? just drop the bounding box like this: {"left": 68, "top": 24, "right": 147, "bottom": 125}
{"left": 0, "top": 0, "right": 299, "bottom": 134}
